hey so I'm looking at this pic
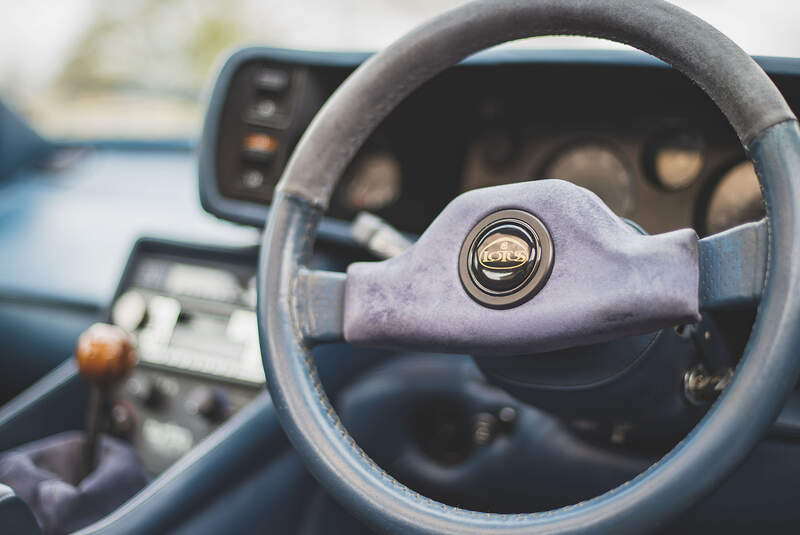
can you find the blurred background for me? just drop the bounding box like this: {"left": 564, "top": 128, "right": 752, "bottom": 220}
{"left": 2, "top": 0, "right": 799, "bottom": 141}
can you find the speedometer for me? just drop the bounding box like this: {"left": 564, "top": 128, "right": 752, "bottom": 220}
{"left": 705, "top": 161, "right": 764, "bottom": 235}
{"left": 342, "top": 153, "right": 402, "bottom": 212}
{"left": 542, "top": 143, "right": 634, "bottom": 216}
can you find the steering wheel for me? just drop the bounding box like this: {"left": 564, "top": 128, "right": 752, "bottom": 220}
{"left": 257, "top": 0, "right": 800, "bottom": 532}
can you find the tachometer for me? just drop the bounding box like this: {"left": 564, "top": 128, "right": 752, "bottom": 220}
{"left": 648, "top": 129, "right": 705, "bottom": 191}
{"left": 542, "top": 143, "right": 634, "bottom": 216}
{"left": 705, "top": 161, "right": 764, "bottom": 235}
{"left": 342, "top": 153, "right": 402, "bottom": 212}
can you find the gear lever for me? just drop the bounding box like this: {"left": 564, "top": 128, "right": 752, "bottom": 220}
{"left": 74, "top": 323, "right": 137, "bottom": 479}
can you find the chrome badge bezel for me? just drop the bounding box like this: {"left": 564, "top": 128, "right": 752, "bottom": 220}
{"left": 458, "top": 209, "right": 554, "bottom": 309}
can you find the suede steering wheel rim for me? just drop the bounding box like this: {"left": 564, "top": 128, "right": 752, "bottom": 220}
{"left": 257, "top": 0, "right": 800, "bottom": 533}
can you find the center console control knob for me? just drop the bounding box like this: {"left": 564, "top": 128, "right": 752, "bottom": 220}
{"left": 187, "top": 386, "right": 230, "bottom": 422}
{"left": 127, "top": 374, "right": 164, "bottom": 408}
{"left": 111, "top": 291, "right": 148, "bottom": 332}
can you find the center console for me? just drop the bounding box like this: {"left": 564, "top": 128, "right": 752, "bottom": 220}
{"left": 108, "top": 239, "right": 264, "bottom": 474}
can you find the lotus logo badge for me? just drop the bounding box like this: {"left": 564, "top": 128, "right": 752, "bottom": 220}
{"left": 477, "top": 234, "right": 530, "bottom": 270}
{"left": 459, "top": 210, "right": 554, "bottom": 309}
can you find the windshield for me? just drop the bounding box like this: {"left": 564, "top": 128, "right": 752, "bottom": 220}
{"left": 3, "top": 0, "right": 799, "bottom": 141}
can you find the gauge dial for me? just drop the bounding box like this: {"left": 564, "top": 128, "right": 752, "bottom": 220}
{"left": 343, "top": 153, "right": 402, "bottom": 212}
{"left": 650, "top": 130, "right": 705, "bottom": 191}
{"left": 481, "top": 129, "right": 517, "bottom": 170}
{"left": 543, "top": 143, "right": 634, "bottom": 216}
{"left": 706, "top": 161, "right": 764, "bottom": 235}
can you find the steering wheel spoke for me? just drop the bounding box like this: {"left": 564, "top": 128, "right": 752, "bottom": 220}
{"left": 343, "top": 180, "right": 701, "bottom": 356}
{"left": 699, "top": 219, "right": 767, "bottom": 310}
{"left": 293, "top": 267, "right": 346, "bottom": 344}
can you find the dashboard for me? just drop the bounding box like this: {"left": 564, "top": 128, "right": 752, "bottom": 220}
{"left": 201, "top": 48, "right": 800, "bottom": 237}
{"left": 4, "top": 46, "right": 800, "bottom": 533}
{"left": 61, "top": 47, "right": 800, "bottom": 475}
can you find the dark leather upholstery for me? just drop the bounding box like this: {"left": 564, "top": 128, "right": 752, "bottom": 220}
{"left": 258, "top": 0, "right": 800, "bottom": 533}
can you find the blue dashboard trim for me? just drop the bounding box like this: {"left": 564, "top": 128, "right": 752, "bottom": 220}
{"left": 0, "top": 100, "right": 50, "bottom": 181}
{"left": 0, "top": 149, "right": 260, "bottom": 309}
{"left": 54, "top": 139, "right": 195, "bottom": 152}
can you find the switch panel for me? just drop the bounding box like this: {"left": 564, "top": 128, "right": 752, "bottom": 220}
{"left": 215, "top": 61, "right": 311, "bottom": 204}
{"left": 109, "top": 239, "right": 263, "bottom": 475}
{"left": 121, "top": 367, "right": 258, "bottom": 474}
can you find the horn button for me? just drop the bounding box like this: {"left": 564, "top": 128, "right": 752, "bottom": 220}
{"left": 459, "top": 209, "right": 554, "bottom": 309}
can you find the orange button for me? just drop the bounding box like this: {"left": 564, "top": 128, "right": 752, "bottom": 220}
{"left": 243, "top": 133, "right": 278, "bottom": 155}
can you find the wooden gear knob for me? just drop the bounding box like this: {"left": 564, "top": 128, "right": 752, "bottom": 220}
{"left": 75, "top": 323, "right": 137, "bottom": 385}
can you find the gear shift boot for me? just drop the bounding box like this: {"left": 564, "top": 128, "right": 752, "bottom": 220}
{"left": 0, "top": 431, "right": 148, "bottom": 535}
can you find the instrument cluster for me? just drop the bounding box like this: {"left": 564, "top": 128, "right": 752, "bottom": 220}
{"left": 204, "top": 50, "right": 797, "bottom": 237}
{"left": 459, "top": 121, "right": 764, "bottom": 236}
